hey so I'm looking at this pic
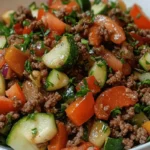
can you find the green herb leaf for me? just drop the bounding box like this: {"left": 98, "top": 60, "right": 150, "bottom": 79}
{"left": 82, "top": 124, "right": 88, "bottom": 141}
{"left": 31, "top": 128, "right": 38, "bottom": 136}
{"left": 55, "top": 35, "right": 62, "bottom": 41}
{"left": 147, "top": 136, "right": 150, "bottom": 142}
{"left": 141, "top": 79, "right": 150, "bottom": 85}
{"left": 41, "top": 3, "right": 49, "bottom": 11}
{"left": 9, "top": 12, "right": 16, "bottom": 27}
{"left": 62, "top": 0, "right": 70, "bottom": 5}
{"left": 120, "top": 58, "right": 125, "bottom": 64}
{"left": 94, "top": 0, "right": 101, "bottom": 4}
{"left": 25, "top": 60, "right": 32, "bottom": 73}
{"left": 111, "top": 107, "right": 121, "bottom": 118}
{"left": 45, "top": 81, "right": 54, "bottom": 89}
{"left": 29, "top": 2, "right": 37, "bottom": 10}
{"left": 134, "top": 103, "right": 141, "bottom": 113}
{"left": 81, "top": 39, "right": 88, "bottom": 45}
{"left": 76, "top": 79, "right": 90, "bottom": 97}
{"left": 64, "top": 11, "right": 78, "bottom": 25}
{"left": 23, "top": 20, "right": 30, "bottom": 27}
{"left": 44, "top": 29, "right": 50, "bottom": 36}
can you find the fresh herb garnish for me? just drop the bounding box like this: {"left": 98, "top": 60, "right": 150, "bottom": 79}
{"left": 81, "top": 39, "right": 88, "bottom": 45}
{"left": 62, "top": 0, "right": 70, "bottom": 5}
{"left": 9, "top": 12, "right": 16, "bottom": 27}
{"left": 31, "top": 128, "right": 38, "bottom": 136}
{"left": 44, "top": 29, "right": 50, "bottom": 36}
{"left": 41, "top": 3, "right": 49, "bottom": 11}
{"left": 147, "top": 136, "right": 150, "bottom": 142}
{"left": 63, "top": 86, "right": 75, "bottom": 103}
{"left": 25, "top": 60, "right": 32, "bottom": 73}
{"left": 29, "top": 2, "right": 37, "bottom": 10}
{"left": 64, "top": 11, "right": 78, "bottom": 25}
{"left": 94, "top": 0, "right": 101, "bottom": 4}
{"left": 134, "top": 103, "right": 141, "bottom": 113}
{"left": 76, "top": 79, "right": 90, "bottom": 97}
{"left": 0, "top": 22, "right": 13, "bottom": 37}
{"left": 141, "top": 79, "right": 150, "bottom": 85}
{"left": 120, "top": 58, "right": 125, "bottom": 64}
{"left": 27, "top": 113, "right": 36, "bottom": 120}
{"left": 55, "top": 35, "right": 62, "bottom": 41}
{"left": 45, "top": 81, "right": 54, "bottom": 89}
{"left": 111, "top": 107, "right": 121, "bottom": 117}
{"left": 23, "top": 20, "right": 30, "bottom": 27}
{"left": 82, "top": 124, "right": 89, "bottom": 141}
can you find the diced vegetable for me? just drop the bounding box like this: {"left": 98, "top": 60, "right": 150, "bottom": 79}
{"left": 89, "top": 120, "right": 110, "bottom": 147}
{"left": 13, "top": 23, "right": 23, "bottom": 35}
{"left": 7, "top": 113, "right": 57, "bottom": 150}
{"left": 50, "top": 0, "right": 80, "bottom": 14}
{"left": 88, "top": 25, "right": 102, "bottom": 46}
{"left": 76, "top": 76, "right": 101, "bottom": 94}
{"left": 44, "top": 13, "right": 67, "bottom": 35}
{"left": 0, "top": 36, "right": 6, "bottom": 49}
{"left": 46, "top": 69, "right": 69, "bottom": 91}
{"left": 2, "top": 10, "right": 14, "bottom": 25}
{"left": 6, "top": 83, "right": 26, "bottom": 104}
{"left": 23, "top": 26, "right": 32, "bottom": 35}
{"left": 66, "top": 92, "right": 95, "bottom": 126}
{"left": 89, "top": 60, "right": 107, "bottom": 88}
{"left": 139, "top": 52, "right": 150, "bottom": 71}
{"left": 94, "top": 86, "right": 137, "bottom": 120}
{"left": 29, "top": 2, "right": 38, "bottom": 18}
{"left": 104, "top": 138, "right": 124, "bottom": 150}
{"left": 48, "top": 122, "right": 67, "bottom": 150}
{"left": 130, "top": 4, "right": 150, "bottom": 29}
{"left": 91, "top": 2, "right": 107, "bottom": 15}
{"left": 94, "top": 15, "right": 126, "bottom": 44}
{"left": 42, "top": 36, "right": 78, "bottom": 69}
{"left": 76, "top": 0, "right": 91, "bottom": 11}
{"left": 142, "top": 121, "right": 150, "bottom": 135}
{"left": 5, "top": 46, "right": 28, "bottom": 76}
{"left": 0, "top": 96, "right": 15, "bottom": 114}
{"left": 98, "top": 48, "right": 123, "bottom": 72}
{"left": 132, "top": 112, "right": 149, "bottom": 127}
{"left": 0, "top": 73, "right": 5, "bottom": 96}
{"left": 37, "top": 8, "right": 45, "bottom": 20}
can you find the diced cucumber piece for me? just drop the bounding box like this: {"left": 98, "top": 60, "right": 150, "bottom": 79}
{"left": 92, "top": 2, "right": 107, "bottom": 15}
{"left": 104, "top": 138, "right": 124, "bottom": 150}
{"left": 0, "top": 73, "right": 5, "bottom": 96}
{"left": 132, "top": 112, "right": 149, "bottom": 127}
{"left": 76, "top": 0, "right": 91, "bottom": 11}
{"left": 29, "top": 2, "right": 39, "bottom": 18}
{"left": 89, "top": 60, "right": 107, "bottom": 87}
{"left": 46, "top": 69, "right": 69, "bottom": 91}
{"left": 139, "top": 52, "right": 150, "bottom": 71}
{"left": 0, "top": 36, "right": 6, "bottom": 49}
{"left": 89, "top": 120, "right": 110, "bottom": 147}
{"left": 42, "top": 36, "right": 78, "bottom": 70}
{"left": 7, "top": 113, "right": 57, "bottom": 150}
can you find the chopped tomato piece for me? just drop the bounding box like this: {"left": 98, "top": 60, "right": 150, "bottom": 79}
{"left": 50, "top": 0, "right": 80, "bottom": 14}
{"left": 130, "top": 4, "right": 150, "bottom": 29}
{"left": 37, "top": 8, "right": 45, "bottom": 20}
{"left": 48, "top": 122, "right": 68, "bottom": 150}
{"left": 66, "top": 92, "right": 95, "bottom": 126}
{"left": 76, "top": 76, "right": 100, "bottom": 94}
{"left": 6, "top": 83, "right": 26, "bottom": 104}
{"left": 4, "top": 46, "right": 28, "bottom": 76}
{"left": 44, "top": 12, "right": 67, "bottom": 35}
{"left": 13, "top": 23, "right": 23, "bottom": 35}
{"left": 94, "top": 15, "right": 126, "bottom": 44}
{"left": 94, "top": 86, "right": 137, "bottom": 120}
{"left": 23, "top": 26, "right": 31, "bottom": 34}
{"left": 0, "top": 50, "right": 5, "bottom": 69}
{"left": 89, "top": 25, "right": 102, "bottom": 46}
{"left": 0, "top": 96, "right": 15, "bottom": 114}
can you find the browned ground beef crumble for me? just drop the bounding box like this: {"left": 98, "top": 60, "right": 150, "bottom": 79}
{"left": 0, "top": 1, "right": 150, "bottom": 150}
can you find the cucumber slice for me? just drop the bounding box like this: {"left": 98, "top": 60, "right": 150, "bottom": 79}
{"left": 89, "top": 60, "right": 107, "bottom": 87}
{"left": 46, "top": 69, "right": 69, "bottom": 91}
{"left": 76, "top": 0, "right": 91, "bottom": 11}
{"left": 0, "top": 73, "right": 5, "bottom": 96}
{"left": 7, "top": 113, "right": 57, "bottom": 150}
{"left": 0, "top": 36, "right": 6, "bottom": 49}
{"left": 134, "top": 71, "right": 150, "bottom": 83}
{"left": 92, "top": 2, "right": 107, "bottom": 15}
{"left": 89, "top": 120, "right": 110, "bottom": 147}
{"left": 29, "top": 2, "right": 38, "bottom": 18}
{"left": 104, "top": 137, "right": 124, "bottom": 150}
{"left": 139, "top": 52, "right": 150, "bottom": 71}
{"left": 42, "top": 36, "right": 78, "bottom": 70}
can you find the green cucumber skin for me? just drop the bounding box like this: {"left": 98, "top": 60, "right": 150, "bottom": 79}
{"left": 92, "top": 2, "right": 107, "bottom": 15}
{"left": 61, "top": 36, "right": 79, "bottom": 70}
{"left": 139, "top": 53, "right": 150, "bottom": 71}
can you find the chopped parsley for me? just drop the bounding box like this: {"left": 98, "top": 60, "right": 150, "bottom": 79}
{"left": 45, "top": 81, "right": 54, "bottom": 89}
{"left": 23, "top": 20, "right": 30, "bottom": 27}
{"left": 44, "top": 29, "right": 50, "bottom": 36}
{"left": 41, "top": 3, "right": 49, "bottom": 11}
{"left": 82, "top": 125, "right": 89, "bottom": 141}
{"left": 111, "top": 107, "right": 121, "bottom": 118}
{"left": 31, "top": 128, "right": 38, "bottom": 136}
{"left": 76, "top": 79, "right": 90, "bottom": 97}
{"left": 120, "top": 58, "right": 125, "bottom": 64}
{"left": 62, "top": 0, "right": 70, "bottom": 5}
{"left": 55, "top": 35, "right": 62, "bottom": 41}
{"left": 134, "top": 103, "right": 141, "bottom": 113}
{"left": 141, "top": 79, "right": 150, "bottom": 85}
{"left": 24, "top": 60, "right": 32, "bottom": 73}
{"left": 81, "top": 39, "right": 88, "bottom": 45}
{"left": 64, "top": 11, "right": 78, "bottom": 25}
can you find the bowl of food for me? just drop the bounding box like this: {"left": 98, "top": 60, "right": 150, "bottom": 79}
{"left": 0, "top": 0, "right": 150, "bottom": 150}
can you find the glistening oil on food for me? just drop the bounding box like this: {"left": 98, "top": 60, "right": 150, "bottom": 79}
{"left": 0, "top": 0, "right": 150, "bottom": 150}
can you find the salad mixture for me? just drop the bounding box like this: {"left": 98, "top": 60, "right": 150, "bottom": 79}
{"left": 0, "top": 0, "right": 150, "bottom": 150}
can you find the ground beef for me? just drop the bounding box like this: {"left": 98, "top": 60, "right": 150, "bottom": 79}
{"left": 7, "top": 34, "right": 24, "bottom": 45}
{"left": 138, "top": 29, "right": 150, "bottom": 38}
{"left": 14, "top": 6, "right": 32, "bottom": 22}
{"left": 66, "top": 120, "right": 78, "bottom": 135}
{"left": 126, "top": 74, "right": 137, "bottom": 88}
{"left": 29, "top": 20, "right": 45, "bottom": 31}
{"left": 140, "top": 88, "right": 150, "bottom": 105}
{"left": 122, "top": 138, "right": 134, "bottom": 150}
{"left": 67, "top": 126, "right": 83, "bottom": 147}
{"left": 99, "top": 25, "right": 110, "bottom": 41}
{"left": 106, "top": 71, "right": 123, "bottom": 85}
{"left": 44, "top": 92, "right": 62, "bottom": 113}
{"left": 122, "top": 107, "right": 135, "bottom": 120}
